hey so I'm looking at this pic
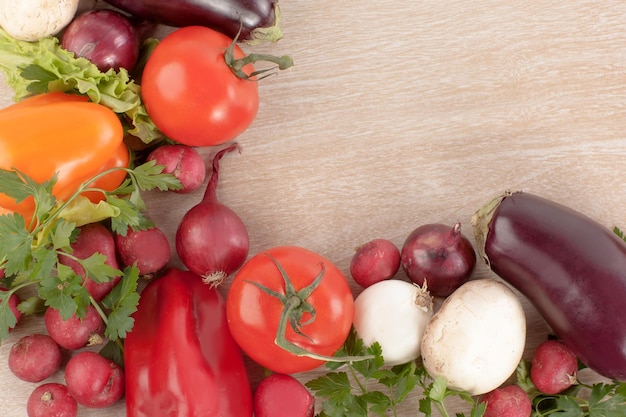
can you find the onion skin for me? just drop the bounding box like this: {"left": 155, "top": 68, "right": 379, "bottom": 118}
{"left": 472, "top": 191, "right": 626, "bottom": 381}
{"left": 401, "top": 222, "right": 476, "bottom": 297}
{"left": 61, "top": 9, "right": 140, "bottom": 72}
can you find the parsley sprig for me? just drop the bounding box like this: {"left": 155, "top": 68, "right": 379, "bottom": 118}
{"left": 517, "top": 360, "right": 626, "bottom": 417}
{"left": 0, "top": 161, "right": 181, "bottom": 357}
{"left": 306, "top": 329, "right": 626, "bottom": 417}
{"left": 306, "top": 329, "right": 484, "bottom": 417}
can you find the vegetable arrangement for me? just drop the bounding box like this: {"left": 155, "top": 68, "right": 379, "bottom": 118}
{"left": 0, "top": 2, "right": 625, "bottom": 417}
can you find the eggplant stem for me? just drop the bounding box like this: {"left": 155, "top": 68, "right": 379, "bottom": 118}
{"left": 247, "top": 5, "right": 284, "bottom": 44}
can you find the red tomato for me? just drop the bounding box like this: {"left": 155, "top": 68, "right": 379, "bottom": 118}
{"left": 226, "top": 246, "right": 355, "bottom": 374}
{"left": 141, "top": 26, "right": 259, "bottom": 147}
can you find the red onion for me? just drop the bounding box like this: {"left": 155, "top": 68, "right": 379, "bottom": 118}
{"left": 400, "top": 222, "right": 476, "bottom": 297}
{"left": 61, "top": 9, "right": 140, "bottom": 72}
{"left": 175, "top": 143, "right": 249, "bottom": 286}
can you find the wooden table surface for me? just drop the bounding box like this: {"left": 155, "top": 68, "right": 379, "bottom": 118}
{"left": 1, "top": 0, "right": 625, "bottom": 415}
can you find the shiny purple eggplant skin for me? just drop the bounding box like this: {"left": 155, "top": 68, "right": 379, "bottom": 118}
{"left": 472, "top": 191, "right": 626, "bottom": 381}
{"left": 103, "top": 0, "right": 279, "bottom": 41}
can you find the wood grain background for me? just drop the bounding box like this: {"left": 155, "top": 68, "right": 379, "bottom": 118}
{"left": 0, "top": 0, "right": 624, "bottom": 415}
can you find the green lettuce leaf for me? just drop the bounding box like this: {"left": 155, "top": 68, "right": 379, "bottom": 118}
{"left": 0, "top": 28, "right": 163, "bottom": 144}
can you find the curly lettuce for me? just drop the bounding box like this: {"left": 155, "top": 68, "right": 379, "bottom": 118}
{"left": 0, "top": 28, "right": 162, "bottom": 144}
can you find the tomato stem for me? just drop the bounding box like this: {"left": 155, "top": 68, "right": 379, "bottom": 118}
{"left": 246, "top": 254, "right": 373, "bottom": 364}
{"left": 224, "top": 27, "right": 293, "bottom": 80}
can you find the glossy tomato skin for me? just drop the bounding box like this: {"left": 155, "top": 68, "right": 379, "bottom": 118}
{"left": 226, "top": 246, "right": 355, "bottom": 374}
{"left": 142, "top": 26, "right": 259, "bottom": 147}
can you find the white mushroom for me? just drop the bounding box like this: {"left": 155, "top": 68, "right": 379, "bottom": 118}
{"left": 0, "top": 0, "right": 80, "bottom": 41}
{"left": 420, "top": 279, "right": 527, "bottom": 396}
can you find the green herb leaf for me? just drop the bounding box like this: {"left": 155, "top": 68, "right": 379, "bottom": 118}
{"left": 77, "top": 252, "right": 121, "bottom": 284}
{"left": 99, "top": 339, "right": 125, "bottom": 368}
{"left": 28, "top": 245, "right": 58, "bottom": 282}
{"left": 553, "top": 396, "right": 584, "bottom": 417}
{"left": 0, "top": 169, "right": 56, "bottom": 205}
{"left": 429, "top": 376, "right": 449, "bottom": 402}
{"left": 362, "top": 391, "right": 391, "bottom": 416}
{"left": 131, "top": 160, "right": 183, "bottom": 192}
{"left": 308, "top": 330, "right": 431, "bottom": 416}
{"left": 589, "top": 383, "right": 626, "bottom": 417}
{"left": 306, "top": 372, "right": 352, "bottom": 404}
{"left": 16, "top": 295, "right": 46, "bottom": 315}
{"left": 0, "top": 290, "right": 19, "bottom": 340}
{"left": 613, "top": 226, "right": 626, "bottom": 242}
{"left": 0, "top": 213, "right": 33, "bottom": 275}
{"left": 106, "top": 195, "right": 153, "bottom": 234}
{"left": 101, "top": 265, "right": 140, "bottom": 340}
{"left": 37, "top": 266, "right": 86, "bottom": 320}
{"left": 49, "top": 219, "right": 76, "bottom": 250}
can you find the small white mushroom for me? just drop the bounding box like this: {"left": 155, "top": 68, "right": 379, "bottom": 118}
{"left": 0, "top": 0, "right": 80, "bottom": 41}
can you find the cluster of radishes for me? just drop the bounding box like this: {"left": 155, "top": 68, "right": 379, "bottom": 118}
{"left": 480, "top": 339, "right": 579, "bottom": 417}
{"left": 9, "top": 336, "right": 124, "bottom": 415}
{"left": 5, "top": 219, "right": 173, "bottom": 416}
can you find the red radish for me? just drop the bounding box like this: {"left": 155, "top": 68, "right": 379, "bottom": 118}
{"left": 58, "top": 222, "right": 120, "bottom": 301}
{"left": 115, "top": 225, "right": 171, "bottom": 277}
{"left": 44, "top": 305, "right": 104, "bottom": 350}
{"left": 8, "top": 334, "right": 62, "bottom": 382}
{"left": 146, "top": 144, "right": 206, "bottom": 194}
{"left": 27, "top": 383, "right": 78, "bottom": 417}
{"left": 350, "top": 238, "right": 401, "bottom": 288}
{"left": 65, "top": 351, "right": 125, "bottom": 408}
{"left": 175, "top": 143, "right": 249, "bottom": 286}
{"left": 401, "top": 222, "right": 476, "bottom": 297}
{"left": 479, "top": 385, "right": 532, "bottom": 417}
{"left": 254, "top": 373, "right": 315, "bottom": 417}
{"left": 61, "top": 9, "right": 140, "bottom": 72}
{"left": 531, "top": 339, "right": 578, "bottom": 394}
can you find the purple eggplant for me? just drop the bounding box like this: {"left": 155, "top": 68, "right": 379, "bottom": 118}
{"left": 103, "top": 0, "right": 282, "bottom": 42}
{"left": 472, "top": 191, "right": 626, "bottom": 381}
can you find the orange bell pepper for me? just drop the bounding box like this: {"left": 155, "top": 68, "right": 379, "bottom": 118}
{"left": 0, "top": 92, "right": 128, "bottom": 218}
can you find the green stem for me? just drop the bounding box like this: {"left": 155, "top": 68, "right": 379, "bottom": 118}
{"left": 249, "top": 254, "right": 373, "bottom": 364}
{"left": 32, "top": 166, "right": 133, "bottom": 237}
{"left": 89, "top": 295, "right": 108, "bottom": 327}
{"left": 274, "top": 296, "right": 370, "bottom": 363}
{"left": 224, "top": 27, "right": 293, "bottom": 80}
{"left": 88, "top": 295, "right": 124, "bottom": 354}
{"left": 433, "top": 401, "right": 451, "bottom": 417}
{"left": 348, "top": 364, "right": 367, "bottom": 394}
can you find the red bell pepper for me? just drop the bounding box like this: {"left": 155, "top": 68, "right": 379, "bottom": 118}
{"left": 124, "top": 268, "right": 252, "bottom": 417}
